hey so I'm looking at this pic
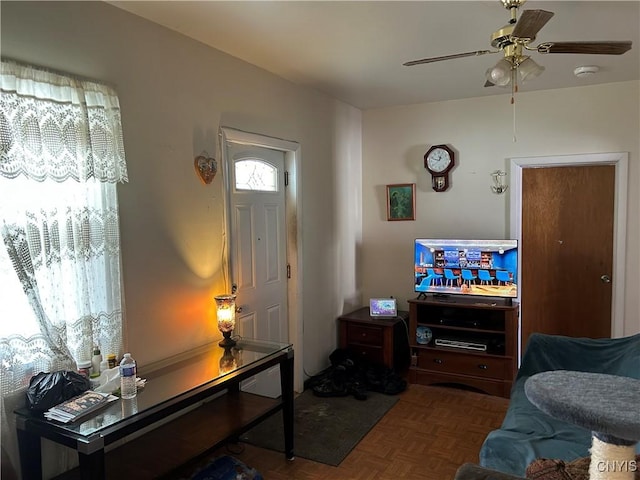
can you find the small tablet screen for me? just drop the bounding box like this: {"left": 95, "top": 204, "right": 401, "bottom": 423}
{"left": 369, "top": 298, "right": 397, "bottom": 318}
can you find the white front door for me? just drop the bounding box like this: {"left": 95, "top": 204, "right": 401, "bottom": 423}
{"left": 228, "top": 143, "right": 288, "bottom": 398}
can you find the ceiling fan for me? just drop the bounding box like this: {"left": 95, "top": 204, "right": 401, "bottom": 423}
{"left": 403, "top": 0, "right": 632, "bottom": 90}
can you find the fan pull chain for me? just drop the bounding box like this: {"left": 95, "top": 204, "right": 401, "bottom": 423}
{"left": 511, "top": 67, "right": 517, "bottom": 142}
{"left": 513, "top": 98, "right": 517, "bottom": 142}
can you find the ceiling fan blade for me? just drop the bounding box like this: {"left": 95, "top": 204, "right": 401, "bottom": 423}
{"left": 512, "top": 10, "right": 554, "bottom": 40}
{"left": 403, "top": 50, "right": 493, "bottom": 66}
{"left": 537, "top": 41, "right": 632, "bottom": 55}
{"left": 484, "top": 80, "right": 495, "bottom": 88}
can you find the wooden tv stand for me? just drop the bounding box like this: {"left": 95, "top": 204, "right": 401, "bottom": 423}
{"left": 408, "top": 296, "right": 518, "bottom": 398}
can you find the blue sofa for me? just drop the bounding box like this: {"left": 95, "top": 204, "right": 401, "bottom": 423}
{"left": 479, "top": 332, "right": 640, "bottom": 476}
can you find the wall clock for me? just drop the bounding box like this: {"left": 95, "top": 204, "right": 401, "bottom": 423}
{"left": 424, "top": 144, "right": 455, "bottom": 192}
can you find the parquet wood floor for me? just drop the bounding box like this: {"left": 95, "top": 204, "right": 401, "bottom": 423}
{"left": 191, "top": 384, "right": 510, "bottom": 480}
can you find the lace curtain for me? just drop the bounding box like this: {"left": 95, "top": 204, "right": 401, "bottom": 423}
{"left": 0, "top": 59, "right": 128, "bottom": 478}
{"left": 0, "top": 60, "right": 127, "bottom": 182}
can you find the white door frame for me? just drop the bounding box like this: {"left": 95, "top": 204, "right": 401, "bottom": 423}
{"left": 510, "top": 152, "right": 628, "bottom": 348}
{"left": 219, "top": 127, "right": 304, "bottom": 393}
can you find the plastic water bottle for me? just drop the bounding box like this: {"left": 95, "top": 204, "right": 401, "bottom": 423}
{"left": 119, "top": 353, "right": 137, "bottom": 399}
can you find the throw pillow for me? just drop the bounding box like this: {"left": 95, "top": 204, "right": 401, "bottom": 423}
{"left": 526, "top": 457, "right": 590, "bottom": 480}
{"left": 189, "top": 456, "right": 263, "bottom": 480}
{"left": 526, "top": 455, "right": 640, "bottom": 480}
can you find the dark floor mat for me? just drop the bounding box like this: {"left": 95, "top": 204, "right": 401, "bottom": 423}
{"left": 240, "top": 388, "right": 399, "bottom": 466}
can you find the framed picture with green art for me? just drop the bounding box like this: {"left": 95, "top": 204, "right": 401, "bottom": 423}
{"left": 386, "top": 183, "right": 415, "bottom": 221}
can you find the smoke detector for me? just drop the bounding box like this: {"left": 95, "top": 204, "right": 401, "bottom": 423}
{"left": 574, "top": 65, "right": 600, "bottom": 78}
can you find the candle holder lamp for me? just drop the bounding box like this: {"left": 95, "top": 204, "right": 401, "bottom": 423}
{"left": 215, "top": 294, "right": 237, "bottom": 348}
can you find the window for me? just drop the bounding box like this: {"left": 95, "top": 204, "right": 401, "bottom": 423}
{"left": 0, "top": 60, "right": 128, "bottom": 471}
{"left": 235, "top": 159, "right": 278, "bottom": 192}
{"left": 0, "top": 177, "right": 124, "bottom": 391}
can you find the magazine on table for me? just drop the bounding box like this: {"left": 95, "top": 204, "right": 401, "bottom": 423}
{"left": 44, "top": 390, "right": 118, "bottom": 423}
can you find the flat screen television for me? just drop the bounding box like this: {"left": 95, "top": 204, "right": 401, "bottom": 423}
{"left": 414, "top": 239, "right": 518, "bottom": 300}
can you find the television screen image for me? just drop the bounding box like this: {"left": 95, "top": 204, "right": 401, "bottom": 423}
{"left": 414, "top": 239, "right": 518, "bottom": 299}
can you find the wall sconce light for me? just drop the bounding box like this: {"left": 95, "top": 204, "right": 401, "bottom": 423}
{"left": 194, "top": 151, "right": 217, "bottom": 185}
{"left": 215, "top": 294, "right": 237, "bottom": 347}
{"left": 491, "top": 170, "right": 508, "bottom": 195}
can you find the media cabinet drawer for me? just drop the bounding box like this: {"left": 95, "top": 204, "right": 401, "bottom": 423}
{"left": 410, "top": 369, "right": 511, "bottom": 398}
{"left": 417, "top": 349, "right": 508, "bottom": 380}
{"left": 346, "top": 324, "right": 383, "bottom": 346}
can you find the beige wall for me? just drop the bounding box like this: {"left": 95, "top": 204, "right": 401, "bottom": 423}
{"left": 362, "top": 80, "right": 640, "bottom": 336}
{"left": 1, "top": 1, "right": 363, "bottom": 381}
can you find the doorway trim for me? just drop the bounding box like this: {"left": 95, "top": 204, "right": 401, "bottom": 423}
{"left": 219, "top": 127, "right": 303, "bottom": 393}
{"left": 510, "top": 152, "right": 628, "bottom": 344}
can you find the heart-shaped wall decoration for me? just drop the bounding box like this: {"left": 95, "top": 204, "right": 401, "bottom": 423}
{"left": 194, "top": 154, "right": 217, "bottom": 185}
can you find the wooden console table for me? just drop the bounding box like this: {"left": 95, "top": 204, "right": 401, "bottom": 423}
{"left": 15, "top": 339, "right": 294, "bottom": 480}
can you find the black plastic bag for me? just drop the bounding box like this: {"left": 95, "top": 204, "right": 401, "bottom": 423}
{"left": 26, "top": 370, "right": 91, "bottom": 412}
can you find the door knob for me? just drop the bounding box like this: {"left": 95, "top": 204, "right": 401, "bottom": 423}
{"left": 600, "top": 275, "right": 611, "bottom": 284}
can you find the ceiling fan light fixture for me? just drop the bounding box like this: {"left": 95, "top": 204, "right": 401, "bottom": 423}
{"left": 518, "top": 57, "right": 545, "bottom": 82}
{"left": 487, "top": 58, "right": 513, "bottom": 87}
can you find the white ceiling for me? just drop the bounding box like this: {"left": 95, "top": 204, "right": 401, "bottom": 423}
{"left": 109, "top": 1, "right": 640, "bottom": 110}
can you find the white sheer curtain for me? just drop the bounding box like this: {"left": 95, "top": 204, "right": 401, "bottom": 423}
{"left": 0, "top": 59, "right": 128, "bottom": 478}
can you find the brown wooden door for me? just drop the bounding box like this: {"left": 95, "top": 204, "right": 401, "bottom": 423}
{"left": 520, "top": 165, "right": 615, "bottom": 348}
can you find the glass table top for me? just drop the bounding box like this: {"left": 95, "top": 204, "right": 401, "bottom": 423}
{"left": 16, "top": 338, "right": 292, "bottom": 438}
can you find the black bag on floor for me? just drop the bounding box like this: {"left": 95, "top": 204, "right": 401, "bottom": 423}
{"left": 310, "top": 348, "right": 406, "bottom": 399}
{"left": 365, "top": 364, "right": 407, "bottom": 395}
{"left": 26, "top": 370, "right": 91, "bottom": 412}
